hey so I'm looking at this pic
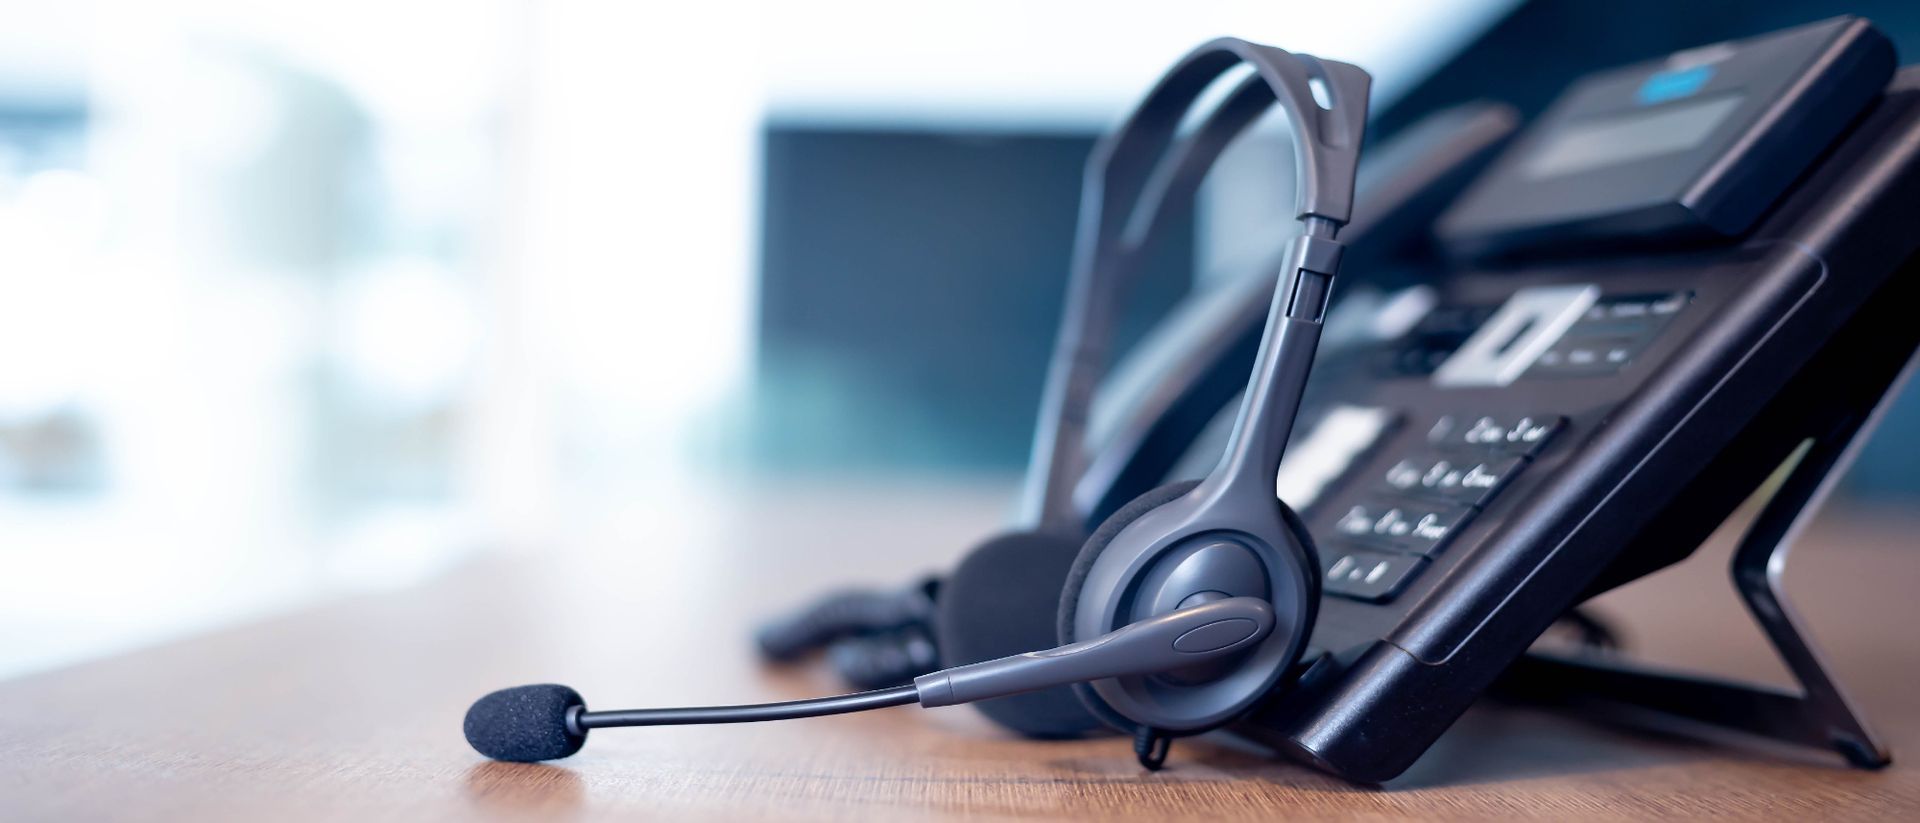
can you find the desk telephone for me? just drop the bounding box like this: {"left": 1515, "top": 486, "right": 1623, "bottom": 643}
{"left": 467, "top": 17, "right": 1918, "bottom": 782}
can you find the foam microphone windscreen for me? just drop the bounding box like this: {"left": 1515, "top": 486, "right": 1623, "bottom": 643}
{"left": 464, "top": 684, "right": 587, "bottom": 762}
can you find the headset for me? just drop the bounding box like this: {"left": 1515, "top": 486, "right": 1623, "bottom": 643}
{"left": 463, "top": 36, "right": 1371, "bottom": 771}
{"left": 757, "top": 36, "right": 1375, "bottom": 739}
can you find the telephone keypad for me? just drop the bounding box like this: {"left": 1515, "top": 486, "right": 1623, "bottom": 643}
{"left": 1322, "top": 410, "right": 1567, "bottom": 603}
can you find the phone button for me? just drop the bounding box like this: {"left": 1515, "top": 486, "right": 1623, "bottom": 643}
{"left": 1332, "top": 499, "right": 1476, "bottom": 556}
{"left": 1323, "top": 546, "right": 1428, "bottom": 603}
{"left": 1382, "top": 451, "right": 1525, "bottom": 507}
{"left": 1427, "top": 413, "right": 1565, "bottom": 456}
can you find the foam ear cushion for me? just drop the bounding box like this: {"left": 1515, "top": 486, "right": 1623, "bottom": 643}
{"left": 935, "top": 529, "right": 1105, "bottom": 738}
{"left": 1055, "top": 479, "right": 1202, "bottom": 733}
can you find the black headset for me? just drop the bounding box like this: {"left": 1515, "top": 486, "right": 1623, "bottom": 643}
{"left": 464, "top": 36, "right": 1371, "bottom": 771}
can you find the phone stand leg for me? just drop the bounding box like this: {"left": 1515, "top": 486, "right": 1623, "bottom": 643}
{"left": 1497, "top": 350, "right": 1917, "bottom": 769}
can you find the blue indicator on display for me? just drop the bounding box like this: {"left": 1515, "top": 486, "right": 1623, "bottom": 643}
{"left": 1638, "top": 65, "right": 1715, "bottom": 104}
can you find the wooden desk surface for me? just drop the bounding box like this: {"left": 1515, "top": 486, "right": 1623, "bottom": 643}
{"left": 3, "top": 481, "right": 1917, "bottom": 821}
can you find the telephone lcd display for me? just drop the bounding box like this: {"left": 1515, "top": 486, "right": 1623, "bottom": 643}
{"left": 1522, "top": 93, "right": 1745, "bottom": 180}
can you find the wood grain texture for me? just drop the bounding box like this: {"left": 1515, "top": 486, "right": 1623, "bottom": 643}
{"left": 1, "top": 481, "right": 1916, "bottom": 822}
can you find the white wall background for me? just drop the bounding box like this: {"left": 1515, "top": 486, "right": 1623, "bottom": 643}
{"left": 0, "top": 0, "right": 1514, "bottom": 677}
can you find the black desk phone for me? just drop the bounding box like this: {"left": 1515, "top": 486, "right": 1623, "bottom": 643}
{"left": 1083, "top": 16, "right": 1917, "bottom": 780}
{"left": 762, "top": 16, "right": 1917, "bottom": 781}
{"left": 470, "top": 17, "right": 1917, "bottom": 783}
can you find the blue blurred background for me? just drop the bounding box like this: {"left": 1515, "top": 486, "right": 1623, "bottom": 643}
{"left": 1, "top": 0, "right": 1915, "bottom": 678}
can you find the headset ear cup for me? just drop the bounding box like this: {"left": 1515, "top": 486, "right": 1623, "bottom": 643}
{"left": 934, "top": 530, "right": 1106, "bottom": 738}
{"left": 1056, "top": 479, "right": 1204, "bottom": 734}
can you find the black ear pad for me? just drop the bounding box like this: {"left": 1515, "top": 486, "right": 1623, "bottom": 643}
{"left": 935, "top": 530, "right": 1105, "bottom": 738}
{"left": 1055, "top": 479, "right": 1202, "bottom": 734}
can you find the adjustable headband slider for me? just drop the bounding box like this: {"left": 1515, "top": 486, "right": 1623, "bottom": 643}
{"left": 1292, "top": 234, "right": 1344, "bottom": 277}
{"left": 1282, "top": 235, "right": 1343, "bottom": 323}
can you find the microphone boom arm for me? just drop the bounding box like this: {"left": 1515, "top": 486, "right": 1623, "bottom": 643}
{"left": 573, "top": 685, "right": 920, "bottom": 731}
{"left": 569, "top": 597, "right": 1276, "bottom": 734}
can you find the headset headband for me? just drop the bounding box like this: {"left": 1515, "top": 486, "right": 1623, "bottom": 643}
{"left": 1023, "top": 38, "right": 1370, "bottom": 530}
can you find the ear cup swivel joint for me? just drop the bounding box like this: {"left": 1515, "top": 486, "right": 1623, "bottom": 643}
{"left": 1061, "top": 479, "right": 1320, "bottom": 736}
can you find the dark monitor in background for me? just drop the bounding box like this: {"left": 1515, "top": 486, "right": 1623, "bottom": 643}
{"left": 754, "top": 127, "right": 1191, "bottom": 472}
